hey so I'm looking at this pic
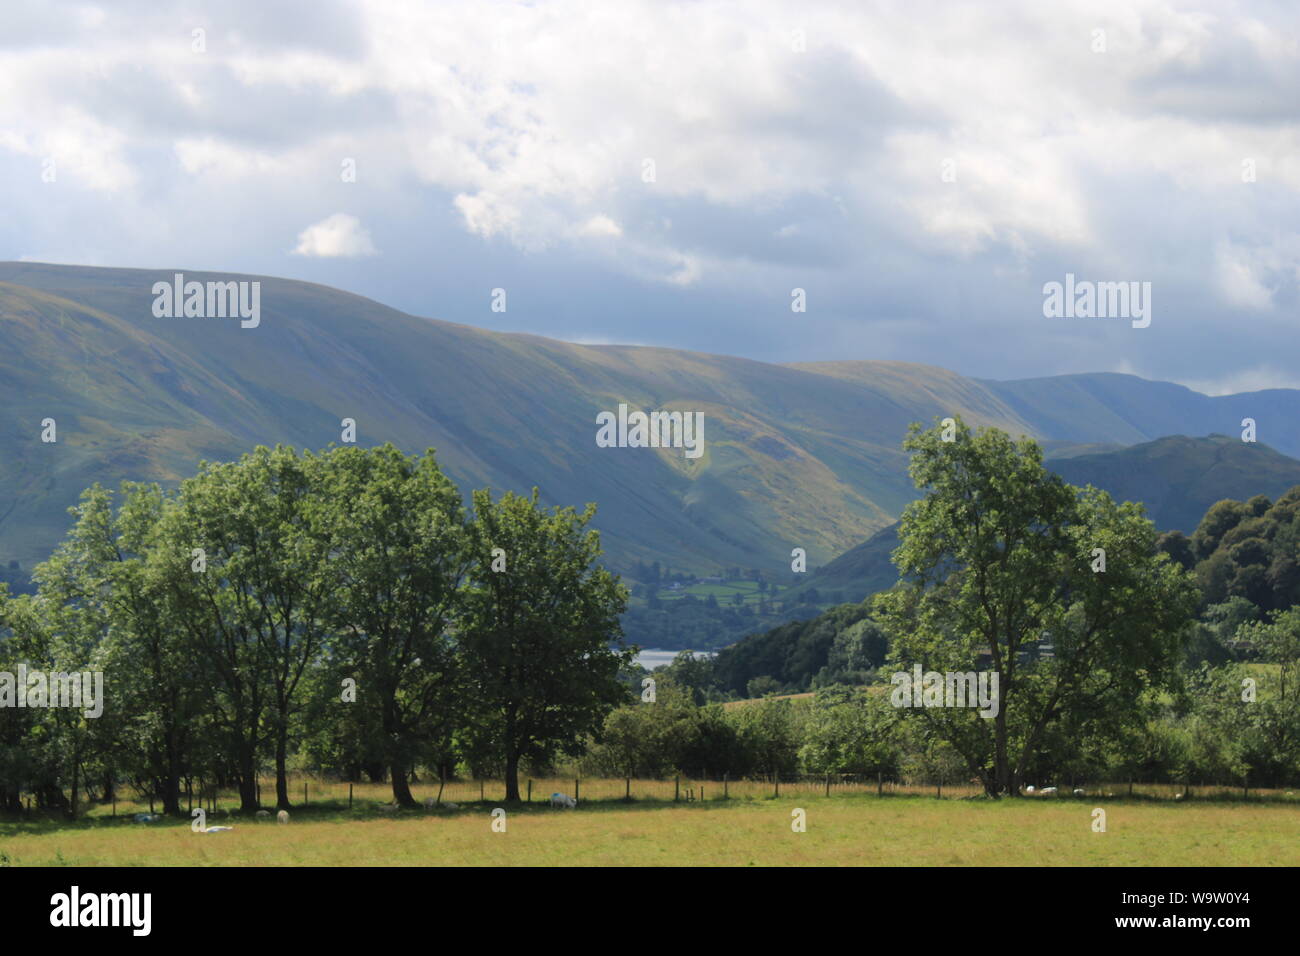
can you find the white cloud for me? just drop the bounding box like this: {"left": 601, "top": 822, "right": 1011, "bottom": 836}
{"left": 2, "top": 0, "right": 1300, "bottom": 381}
{"left": 291, "top": 213, "right": 378, "bottom": 258}
{"left": 1215, "top": 241, "right": 1275, "bottom": 309}
{"left": 574, "top": 215, "right": 623, "bottom": 239}
{"left": 1179, "top": 366, "right": 1300, "bottom": 396}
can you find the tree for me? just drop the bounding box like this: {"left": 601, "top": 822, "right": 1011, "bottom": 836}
{"left": 730, "top": 697, "right": 801, "bottom": 778}
{"left": 874, "top": 418, "right": 1197, "bottom": 797}
{"left": 310, "top": 445, "right": 469, "bottom": 807}
{"left": 798, "top": 686, "right": 899, "bottom": 775}
{"left": 159, "top": 446, "right": 333, "bottom": 811}
{"left": 459, "top": 489, "right": 631, "bottom": 801}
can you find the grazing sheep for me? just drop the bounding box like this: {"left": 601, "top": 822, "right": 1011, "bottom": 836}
{"left": 203, "top": 825, "right": 233, "bottom": 833}
{"left": 444, "top": 802, "right": 459, "bottom": 810}
{"left": 1025, "top": 786, "right": 1035, "bottom": 794}
{"left": 1072, "top": 788, "right": 1086, "bottom": 796}
{"left": 255, "top": 810, "right": 271, "bottom": 821}
{"left": 549, "top": 792, "right": 577, "bottom": 809}
{"left": 1040, "top": 786, "right": 1058, "bottom": 795}
{"left": 277, "top": 810, "right": 289, "bottom": 824}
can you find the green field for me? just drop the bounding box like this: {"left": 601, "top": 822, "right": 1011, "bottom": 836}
{"left": 651, "top": 580, "right": 767, "bottom": 604}
{"left": 3, "top": 780, "right": 1297, "bottom": 867}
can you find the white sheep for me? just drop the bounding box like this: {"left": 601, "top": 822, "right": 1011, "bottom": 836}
{"left": 1025, "top": 786, "right": 1035, "bottom": 794}
{"left": 203, "top": 825, "right": 233, "bottom": 833}
{"left": 1072, "top": 788, "right": 1086, "bottom": 796}
{"left": 277, "top": 810, "right": 289, "bottom": 824}
{"left": 1040, "top": 786, "right": 1058, "bottom": 795}
{"left": 255, "top": 810, "right": 271, "bottom": 821}
{"left": 549, "top": 792, "right": 577, "bottom": 809}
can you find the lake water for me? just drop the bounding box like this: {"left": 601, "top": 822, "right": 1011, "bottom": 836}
{"left": 634, "top": 648, "right": 714, "bottom": 670}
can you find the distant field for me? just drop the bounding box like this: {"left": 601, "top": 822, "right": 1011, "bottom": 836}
{"left": 3, "top": 779, "right": 1297, "bottom": 867}
{"left": 654, "top": 580, "right": 767, "bottom": 604}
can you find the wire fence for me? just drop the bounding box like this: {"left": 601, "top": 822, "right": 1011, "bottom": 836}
{"left": 27, "top": 771, "right": 1296, "bottom": 819}
{"left": 267, "top": 772, "right": 1300, "bottom": 809}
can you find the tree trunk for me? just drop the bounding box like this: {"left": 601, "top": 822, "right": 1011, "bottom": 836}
{"left": 237, "top": 744, "right": 259, "bottom": 811}
{"left": 162, "top": 768, "right": 182, "bottom": 816}
{"left": 504, "top": 749, "right": 521, "bottom": 802}
{"left": 391, "top": 763, "right": 416, "bottom": 807}
{"left": 68, "top": 746, "right": 81, "bottom": 820}
{"left": 993, "top": 706, "right": 1011, "bottom": 797}
{"left": 275, "top": 728, "right": 291, "bottom": 810}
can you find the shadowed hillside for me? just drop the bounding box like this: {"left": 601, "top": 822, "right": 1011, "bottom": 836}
{"left": 3, "top": 262, "right": 1300, "bottom": 583}
{"left": 786, "top": 435, "right": 1300, "bottom": 607}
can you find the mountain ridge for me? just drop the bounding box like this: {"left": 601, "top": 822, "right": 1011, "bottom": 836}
{"left": 3, "top": 261, "right": 1299, "bottom": 584}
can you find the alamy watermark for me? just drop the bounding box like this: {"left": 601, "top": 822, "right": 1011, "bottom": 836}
{"left": 596, "top": 403, "right": 705, "bottom": 459}
{"left": 0, "top": 665, "right": 103, "bottom": 718}
{"left": 151, "top": 273, "right": 261, "bottom": 328}
{"left": 890, "top": 664, "right": 1000, "bottom": 718}
{"left": 1042, "top": 273, "right": 1151, "bottom": 328}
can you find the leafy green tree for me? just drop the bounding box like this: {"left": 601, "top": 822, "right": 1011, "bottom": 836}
{"left": 460, "top": 489, "right": 631, "bottom": 801}
{"left": 309, "top": 445, "right": 469, "bottom": 806}
{"left": 585, "top": 678, "right": 698, "bottom": 778}
{"left": 799, "top": 686, "right": 899, "bottom": 775}
{"left": 729, "top": 697, "right": 801, "bottom": 778}
{"left": 660, "top": 650, "right": 717, "bottom": 704}
{"left": 158, "top": 446, "right": 333, "bottom": 810}
{"left": 874, "top": 418, "right": 1197, "bottom": 797}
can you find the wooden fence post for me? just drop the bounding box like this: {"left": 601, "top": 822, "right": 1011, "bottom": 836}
{"left": 723, "top": 773, "right": 729, "bottom": 799}
{"left": 349, "top": 783, "right": 353, "bottom": 809}
{"left": 480, "top": 779, "right": 485, "bottom": 802}
{"left": 774, "top": 776, "right": 779, "bottom": 798}
{"left": 575, "top": 778, "right": 580, "bottom": 804}
{"left": 527, "top": 779, "right": 532, "bottom": 803}
{"left": 625, "top": 777, "right": 631, "bottom": 801}
{"left": 825, "top": 773, "right": 831, "bottom": 797}
{"left": 675, "top": 775, "right": 680, "bottom": 802}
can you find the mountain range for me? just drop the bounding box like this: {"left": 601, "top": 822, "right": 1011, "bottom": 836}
{"left": 788, "top": 433, "right": 1300, "bottom": 607}
{"left": 3, "top": 262, "right": 1299, "bottom": 588}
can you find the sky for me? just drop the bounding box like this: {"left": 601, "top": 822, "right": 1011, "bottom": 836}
{"left": 1, "top": 0, "right": 1298, "bottom": 394}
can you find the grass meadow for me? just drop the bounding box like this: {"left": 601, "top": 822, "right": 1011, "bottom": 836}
{"left": 2, "top": 777, "right": 1296, "bottom": 867}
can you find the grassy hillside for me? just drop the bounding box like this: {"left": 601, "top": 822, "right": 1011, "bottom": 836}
{"left": 4, "top": 262, "right": 1300, "bottom": 593}
{"left": 1051, "top": 435, "right": 1300, "bottom": 533}
{"left": 786, "top": 436, "right": 1300, "bottom": 607}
